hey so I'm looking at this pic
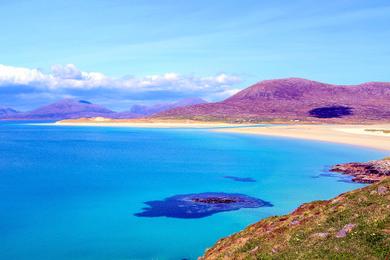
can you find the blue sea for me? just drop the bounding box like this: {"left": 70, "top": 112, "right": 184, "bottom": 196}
{"left": 0, "top": 121, "right": 386, "bottom": 259}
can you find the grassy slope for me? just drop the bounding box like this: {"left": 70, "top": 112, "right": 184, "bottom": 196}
{"left": 201, "top": 178, "right": 390, "bottom": 259}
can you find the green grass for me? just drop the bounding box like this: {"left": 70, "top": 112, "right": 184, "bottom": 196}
{"left": 365, "top": 129, "right": 390, "bottom": 134}
{"left": 202, "top": 178, "right": 390, "bottom": 260}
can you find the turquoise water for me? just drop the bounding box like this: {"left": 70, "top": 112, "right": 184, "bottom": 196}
{"left": 0, "top": 121, "right": 386, "bottom": 259}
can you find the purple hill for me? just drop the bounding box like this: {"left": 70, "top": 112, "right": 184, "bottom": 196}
{"left": 129, "top": 98, "right": 207, "bottom": 116}
{"left": 12, "top": 98, "right": 117, "bottom": 120}
{"left": 0, "top": 107, "right": 20, "bottom": 118}
{"left": 0, "top": 97, "right": 207, "bottom": 120}
{"left": 156, "top": 78, "right": 390, "bottom": 123}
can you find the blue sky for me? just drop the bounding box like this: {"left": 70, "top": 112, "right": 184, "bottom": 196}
{"left": 0, "top": 0, "right": 390, "bottom": 110}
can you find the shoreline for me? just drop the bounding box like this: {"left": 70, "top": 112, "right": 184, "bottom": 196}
{"left": 54, "top": 118, "right": 251, "bottom": 128}
{"left": 55, "top": 118, "right": 390, "bottom": 151}
{"left": 215, "top": 124, "right": 390, "bottom": 152}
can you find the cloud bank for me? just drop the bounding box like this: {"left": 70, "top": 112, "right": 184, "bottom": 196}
{"left": 0, "top": 64, "right": 242, "bottom": 110}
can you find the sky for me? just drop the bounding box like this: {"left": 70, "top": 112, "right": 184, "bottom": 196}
{"left": 0, "top": 0, "right": 390, "bottom": 111}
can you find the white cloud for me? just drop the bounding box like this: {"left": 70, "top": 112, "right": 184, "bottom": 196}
{"left": 0, "top": 64, "right": 242, "bottom": 98}
{"left": 51, "top": 64, "right": 83, "bottom": 80}
{"left": 0, "top": 64, "right": 48, "bottom": 86}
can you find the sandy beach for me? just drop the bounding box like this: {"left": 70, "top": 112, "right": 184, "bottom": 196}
{"left": 216, "top": 124, "right": 390, "bottom": 152}
{"left": 56, "top": 117, "right": 390, "bottom": 152}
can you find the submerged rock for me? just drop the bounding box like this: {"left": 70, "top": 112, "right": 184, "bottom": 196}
{"left": 134, "top": 192, "right": 272, "bottom": 219}
{"left": 224, "top": 176, "right": 256, "bottom": 182}
{"left": 191, "top": 197, "right": 238, "bottom": 204}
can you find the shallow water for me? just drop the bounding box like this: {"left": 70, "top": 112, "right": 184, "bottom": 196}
{"left": 0, "top": 121, "right": 386, "bottom": 259}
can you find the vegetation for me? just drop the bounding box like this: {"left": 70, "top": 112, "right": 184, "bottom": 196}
{"left": 201, "top": 178, "right": 390, "bottom": 259}
{"left": 308, "top": 106, "right": 353, "bottom": 118}
{"left": 365, "top": 129, "right": 390, "bottom": 134}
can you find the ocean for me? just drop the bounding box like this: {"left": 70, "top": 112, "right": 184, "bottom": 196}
{"left": 0, "top": 121, "right": 386, "bottom": 259}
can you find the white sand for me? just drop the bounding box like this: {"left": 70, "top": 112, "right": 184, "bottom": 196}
{"left": 56, "top": 117, "right": 390, "bottom": 151}
{"left": 216, "top": 124, "right": 390, "bottom": 152}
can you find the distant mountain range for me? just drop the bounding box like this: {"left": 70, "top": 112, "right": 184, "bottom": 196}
{"left": 128, "top": 98, "right": 207, "bottom": 116}
{"left": 156, "top": 78, "right": 390, "bottom": 123}
{"left": 0, "top": 107, "right": 20, "bottom": 118}
{"left": 2, "top": 78, "right": 390, "bottom": 122}
{"left": 0, "top": 98, "right": 207, "bottom": 120}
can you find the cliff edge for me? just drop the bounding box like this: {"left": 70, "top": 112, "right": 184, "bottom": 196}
{"left": 201, "top": 159, "right": 390, "bottom": 259}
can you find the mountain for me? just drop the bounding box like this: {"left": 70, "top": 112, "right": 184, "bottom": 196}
{"left": 201, "top": 161, "right": 390, "bottom": 259}
{"left": 156, "top": 78, "right": 390, "bottom": 123}
{"left": 13, "top": 99, "right": 117, "bottom": 120}
{"left": 0, "top": 97, "right": 207, "bottom": 120}
{"left": 0, "top": 107, "right": 19, "bottom": 118}
{"left": 128, "top": 98, "right": 207, "bottom": 116}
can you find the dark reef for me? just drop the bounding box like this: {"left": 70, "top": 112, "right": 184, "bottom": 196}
{"left": 134, "top": 192, "right": 272, "bottom": 219}
{"left": 311, "top": 172, "right": 356, "bottom": 184}
{"left": 224, "top": 176, "right": 256, "bottom": 182}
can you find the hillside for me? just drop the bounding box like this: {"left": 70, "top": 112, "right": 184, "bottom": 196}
{"left": 157, "top": 78, "right": 390, "bottom": 123}
{"left": 128, "top": 98, "right": 207, "bottom": 116}
{"left": 0, "top": 98, "right": 207, "bottom": 120}
{"left": 201, "top": 160, "right": 390, "bottom": 259}
{"left": 0, "top": 107, "right": 19, "bottom": 118}
{"left": 12, "top": 98, "right": 117, "bottom": 120}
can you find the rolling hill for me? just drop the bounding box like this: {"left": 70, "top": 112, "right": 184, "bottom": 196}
{"left": 127, "top": 97, "right": 207, "bottom": 116}
{"left": 0, "top": 97, "right": 207, "bottom": 120}
{"left": 0, "top": 107, "right": 19, "bottom": 118}
{"left": 8, "top": 99, "right": 118, "bottom": 120}
{"left": 201, "top": 169, "right": 390, "bottom": 259}
{"left": 156, "top": 78, "right": 390, "bottom": 123}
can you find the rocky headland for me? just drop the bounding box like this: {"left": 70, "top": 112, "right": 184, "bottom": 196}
{"left": 200, "top": 160, "right": 390, "bottom": 259}
{"left": 331, "top": 157, "right": 390, "bottom": 183}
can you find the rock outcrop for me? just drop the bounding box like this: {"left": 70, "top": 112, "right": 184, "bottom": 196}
{"left": 331, "top": 158, "right": 390, "bottom": 183}
{"left": 200, "top": 177, "right": 390, "bottom": 259}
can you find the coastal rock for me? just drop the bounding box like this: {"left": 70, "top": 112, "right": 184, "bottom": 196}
{"left": 377, "top": 185, "right": 389, "bottom": 195}
{"left": 311, "top": 232, "right": 329, "bottom": 239}
{"left": 290, "top": 220, "right": 301, "bottom": 226}
{"left": 249, "top": 246, "right": 259, "bottom": 254}
{"left": 200, "top": 178, "right": 390, "bottom": 259}
{"left": 134, "top": 192, "right": 272, "bottom": 219}
{"left": 330, "top": 158, "right": 390, "bottom": 183}
{"left": 335, "top": 223, "right": 356, "bottom": 238}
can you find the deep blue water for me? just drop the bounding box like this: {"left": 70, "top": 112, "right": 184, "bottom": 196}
{"left": 0, "top": 121, "right": 386, "bottom": 259}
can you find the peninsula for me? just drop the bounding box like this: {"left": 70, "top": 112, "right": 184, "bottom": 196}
{"left": 200, "top": 158, "right": 390, "bottom": 259}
